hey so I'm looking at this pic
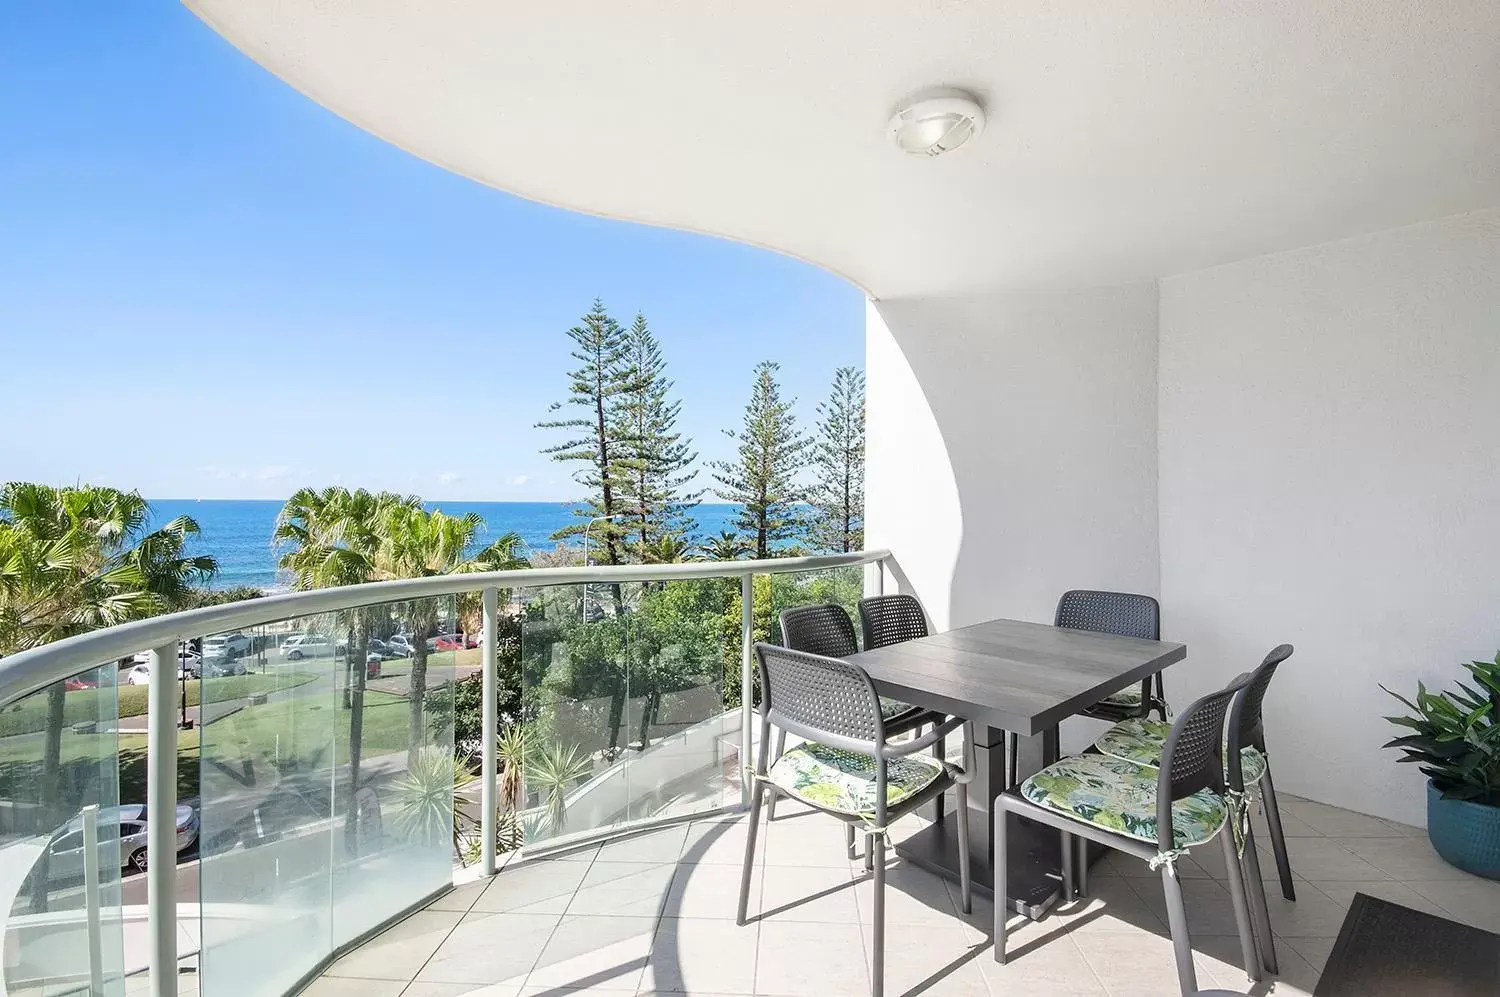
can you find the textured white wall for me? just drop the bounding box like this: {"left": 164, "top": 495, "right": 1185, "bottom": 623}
{"left": 1159, "top": 208, "right": 1500, "bottom": 826}
{"left": 867, "top": 286, "right": 1160, "bottom": 698}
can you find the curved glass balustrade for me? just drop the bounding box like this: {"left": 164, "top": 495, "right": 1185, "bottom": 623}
{"left": 0, "top": 551, "right": 888, "bottom": 997}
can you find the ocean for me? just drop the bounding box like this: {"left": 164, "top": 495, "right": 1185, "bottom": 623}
{"left": 147, "top": 499, "right": 748, "bottom": 591}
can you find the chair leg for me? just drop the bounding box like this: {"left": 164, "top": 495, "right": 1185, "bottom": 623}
{"left": 1004, "top": 732, "right": 1019, "bottom": 790}
{"left": 1239, "top": 820, "right": 1279, "bottom": 975}
{"left": 737, "top": 782, "right": 766, "bottom": 925}
{"left": 766, "top": 728, "right": 787, "bottom": 821}
{"left": 1061, "top": 829, "right": 1075, "bottom": 903}
{"left": 1259, "top": 759, "right": 1296, "bottom": 901}
{"left": 993, "top": 801, "right": 1009, "bottom": 964}
{"left": 956, "top": 779, "right": 972, "bottom": 914}
{"left": 846, "top": 823, "right": 857, "bottom": 860}
{"left": 864, "top": 832, "right": 874, "bottom": 873}
{"left": 1219, "top": 826, "right": 1263, "bottom": 983}
{"left": 1075, "top": 834, "right": 1089, "bottom": 898}
{"left": 932, "top": 731, "right": 946, "bottom": 823}
{"left": 871, "top": 832, "right": 886, "bottom": 997}
{"left": 1159, "top": 862, "right": 1199, "bottom": 996}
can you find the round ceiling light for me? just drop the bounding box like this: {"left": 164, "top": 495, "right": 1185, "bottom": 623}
{"left": 886, "top": 88, "right": 986, "bottom": 157}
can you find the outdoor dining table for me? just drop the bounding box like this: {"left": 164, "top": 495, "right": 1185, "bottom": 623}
{"left": 844, "top": 616, "right": 1187, "bottom": 919}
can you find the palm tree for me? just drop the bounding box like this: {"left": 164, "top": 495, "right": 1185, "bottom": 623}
{"left": 0, "top": 483, "right": 216, "bottom": 906}
{"left": 380, "top": 505, "right": 527, "bottom": 764}
{"left": 694, "top": 530, "right": 752, "bottom": 562}
{"left": 274, "top": 487, "right": 418, "bottom": 804}
{"left": 641, "top": 533, "right": 690, "bottom": 565}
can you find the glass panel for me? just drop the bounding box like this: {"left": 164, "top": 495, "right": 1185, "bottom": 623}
{"left": 197, "top": 595, "right": 462, "bottom": 997}
{"left": 765, "top": 565, "right": 867, "bottom": 648}
{"left": 0, "top": 662, "right": 125, "bottom": 996}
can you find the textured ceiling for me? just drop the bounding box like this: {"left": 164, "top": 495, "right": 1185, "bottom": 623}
{"left": 187, "top": 1, "right": 1500, "bottom": 298}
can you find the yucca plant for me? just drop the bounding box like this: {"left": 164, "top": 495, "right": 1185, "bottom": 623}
{"left": 530, "top": 740, "right": 593, "bottom": 833}
{"left": 1383, "top": 652, "right": 1500, "bottom": 806}
{"left": 392, "top": 747, "right": 475, "bottom": 854}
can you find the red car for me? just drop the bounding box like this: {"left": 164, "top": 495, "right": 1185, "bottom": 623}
{"left": 429, "top": 633, "right": 478, "bottom": 651}
{"left": 64, "top": 676, "right": 98, "bottom": 691}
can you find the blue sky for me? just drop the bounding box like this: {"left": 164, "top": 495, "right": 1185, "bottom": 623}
{"left": 0, "top": 6, "right": 864, "bottom": 502}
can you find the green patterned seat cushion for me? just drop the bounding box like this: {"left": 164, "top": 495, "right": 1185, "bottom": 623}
{"left": 1019, "top": 754, "right": 1227, "bottom": 848}
{"left": 1094, "top": 718, "right": 1267, "bottom": 785}
{"left": 767, "top": 742, "right": 943, "bottom": 817}
{"left": 879, "top": 697, "right": 922, "bottom": 720}
{"left": 1099, "top": 685, "right": 1144, "bottom": 708}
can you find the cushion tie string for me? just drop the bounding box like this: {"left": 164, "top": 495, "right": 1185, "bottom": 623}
{"left": 1148, "top": 847, "right": 1190, "bottom": 873}
{"left": 1225, "top": 787, "right": 1255, "bottom": 858}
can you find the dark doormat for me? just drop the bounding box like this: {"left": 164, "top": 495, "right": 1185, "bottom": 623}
{"left": 1315, "top": 891, "right": 1500, "bottom": 995}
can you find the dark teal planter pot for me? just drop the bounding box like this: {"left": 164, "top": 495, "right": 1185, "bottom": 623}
{"left": 1426, "top": 780, "right": 1500, "bottom": 880}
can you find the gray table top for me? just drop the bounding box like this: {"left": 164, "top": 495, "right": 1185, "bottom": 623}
{"left": 845, "top": 617, "right": 1187, "bottom": 736}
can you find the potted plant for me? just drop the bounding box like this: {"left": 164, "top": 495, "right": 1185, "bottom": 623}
{"left": 1383, "top": 652, "right": 1500, "bottom": 879}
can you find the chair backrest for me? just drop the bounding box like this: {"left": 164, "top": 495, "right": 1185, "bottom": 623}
{"left": 1054, "top": 590, "right": 1160, "bottom": 641}
{"left": 858, "top": 594, "right": 929, "bottom": 650}
{"left": 1227, "top": 644, "right": 1295, "bottom": 769}
{"left": 754, "top": 642, "right": 883, "bottom": 749}
{"left": 780, "top": 604, "right": 859, "bottom": 658}
{"left": 1156, "top": 674, "right": 1250, "bottom": 848}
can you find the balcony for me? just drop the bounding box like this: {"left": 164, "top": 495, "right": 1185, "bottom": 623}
{"left": 297, "top": 793, "right": 1497, "bottom": 997}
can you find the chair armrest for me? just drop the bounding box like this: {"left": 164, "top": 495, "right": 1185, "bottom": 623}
{"left": 883, "top": 714, "right": 965, "bottom": 758}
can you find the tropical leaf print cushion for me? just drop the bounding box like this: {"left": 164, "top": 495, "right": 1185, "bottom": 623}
{"left": 1099, "top": 685, "right": 1144, "bottom": 708}
{"left": 1094, "top": 718, "right": 1268, "bottom": 785}
{"left": 768, "top": 742, "right": 942, "bottom": 817}
{"left": 879, "top": 697, "right": 920, "bottom": 719}
{"left": 1019, "top": 754, "right": 1227, "bottom": 848}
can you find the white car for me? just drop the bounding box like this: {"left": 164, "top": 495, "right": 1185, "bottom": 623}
{"left": 385, "top": 635, "right": 415, "bottom": 657}
{"left": 281, "top": 636, "right": 334, "bottom": 660}
{"left": 125, "top": 663, "right": 151, "bottom": 686}
{"left": 126, "top": 647, "right": 201, "bottom": 679}
{"left": 202, "top": 632, "right": 252, "bottom": 660}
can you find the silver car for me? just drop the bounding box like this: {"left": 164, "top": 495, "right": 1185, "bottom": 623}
{"left": 44, "top": 803, "right": 199, "bottom": 877}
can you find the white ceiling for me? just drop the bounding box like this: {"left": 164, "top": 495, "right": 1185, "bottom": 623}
{"left": 186, "top": 1, "right": 1500, "bottom": 299}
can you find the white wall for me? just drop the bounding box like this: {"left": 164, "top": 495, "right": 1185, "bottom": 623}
{"left": 1159, "top": 208, "right": 1500, "bottom": 826}
{"left": 867, "top": 285, "right": 1161, "bottom": 630}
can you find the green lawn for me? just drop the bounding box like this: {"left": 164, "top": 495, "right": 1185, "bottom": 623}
{"left": 0, "top": 670, "right": 320, "bottom": 737}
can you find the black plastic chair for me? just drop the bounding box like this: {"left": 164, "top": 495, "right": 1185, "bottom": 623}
{"left": 740, "top": 642, "right": 972, "bottom": 997}
{"left": 1056, "top": 589, "right": 1168, "bottom": 721}
{"left": 994, "top": 674, "right": 1268, "bottom": 997}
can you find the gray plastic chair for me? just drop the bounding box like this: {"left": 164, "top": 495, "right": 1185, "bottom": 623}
{"left": 1228, "top": 645, "right": 1297, "bottom": 916}
{"left": 994, "top": 674, "right": 1267, "bottom": 997}
{"left": 1056, "top": 589, "right": 1168, "bottom": 721}
{"left": 739, "top": 642, "right": 972, "bottom": 997}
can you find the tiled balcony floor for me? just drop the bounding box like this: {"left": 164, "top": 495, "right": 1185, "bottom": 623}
{"left": 305, "top": 794, "right": 1500, "bottom": 997}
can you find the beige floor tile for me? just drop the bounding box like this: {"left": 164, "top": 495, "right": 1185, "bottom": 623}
{"left": 858, "top": 922, "right": 989, "bottom": 997}
{"left": 1257, "top": 836, "right": 1390, "bottom": 881}
{"left": 761, "top": 816, "right": 860, "bottom": 868}
{"left": 1055, "top": 876, "right": 1167, "bottom": 938}
{"left": 1278, "top": 935, "right": 1336, "bottom": 973}
{"left": 524, "top": 915, "right": 657, "bottom": 992}
{"left": 755, "top": 920, "right": 870, "bottom": 997}
{"left": 1406, "top": 877, "right": 1500, "bottom": 933}
{"left": 1250, "top": 802, "right": 1323, "bottom": 839}
{"left": 565, "top": 861, "right": 678, "bottom": 917}
{"left": 1262, "top": 946, "right": 1322, "bottom": 997}
{"left": 1070, "top": 929, "right": 1220, "bottom": 997}
{"left": 426, "top": 879, "right": 490, "bottom": 913}
{"left": 758, "top": 863, "right": 861, "bottom": 923}
{"left": 1128, "top": 877, "right": 1250, "bottom": 938}
{"left": 473, "top": 859, "right": 590, "bottom": 914}
{"left": 976, "top": 924, "right": 1107, "bottom": 996}
{"left": 642, "top": 916, "right": 759, "bottom": 994}
{"left": 1260, "top": 889, "right": 1354, "bottom": 938}
{"left": 303, "top": 979, "right": 408, "bottom": 997}
{"left": 414, "top": 911, "right": 560, "bottom": 986}
{"left": 402, "top": 984, "right": 523, "bottom": 997}
{"left": 324, "top": 910, "right": 463, "bottom": 982}
{"left": 1305, "top": 879, "right": 1448, "bottom": 915}
{"left": 1280, "top": 799, "right": 1406, "bottom": 838}
{"left": 597, "top": 825, "right": 690, "bottom": 864}
{"left": 1340, "top": 835, "right": 1477, "bottom": 881}
{"left": 663, "top": 860, "right": 760, "bottom": 920}
{"left": 852, "top": 861, "right": 967, "bottom": 929}
{"left": 680, "top": 818, "right": 760, "bottom": 866}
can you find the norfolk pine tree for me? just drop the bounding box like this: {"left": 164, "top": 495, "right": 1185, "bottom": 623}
{"left": 806, "top": 366, "right": 865, "bottom": 552}
{"left": 711, "top": 361, "right": 811, "bottom": 559}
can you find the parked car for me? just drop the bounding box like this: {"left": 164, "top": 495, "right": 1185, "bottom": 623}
{"left": 176, "top": 648, "right": 203, "bottom": 678}
{"left": 280, "top": 635, "right": 334, "bottom": 660}
{"left": 64, "top": 676, "right": 98, "bottom": 691}
{"left": 430, "top": 632, "right": 478, "bottom": 651}
{"left": 205, "top": 658, "right": 247, "bottom": 677}
{"left": 385, "top": 635, "right": 415, "bottom": 657}
{"left": 125, "top": 663, "right": 151, "bottom": 686}
{"left": 366, "top": 638, "right": 399, "bottom": 660}
{"left": 43, "top": 802, "right": 199, "bottom": 877}
{"left": 202, "top": 632, "right": 252, "bottom": 661}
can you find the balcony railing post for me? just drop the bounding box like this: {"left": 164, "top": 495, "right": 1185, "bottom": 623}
{"left": 739, "top": 572, "right": 754, "bottom": 807}
{"left": 81, "top": 804, "right": 103, "bottom": 997}
{"left": 480, "top": 585, "right": 499, "bottom": 876}
{"left": 146, "top": 641, "right": 179, "bottom": 997}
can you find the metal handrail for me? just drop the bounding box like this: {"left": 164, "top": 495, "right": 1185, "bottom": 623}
{"left": 0, "top": 549, "right": 889, "bottom": 708}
